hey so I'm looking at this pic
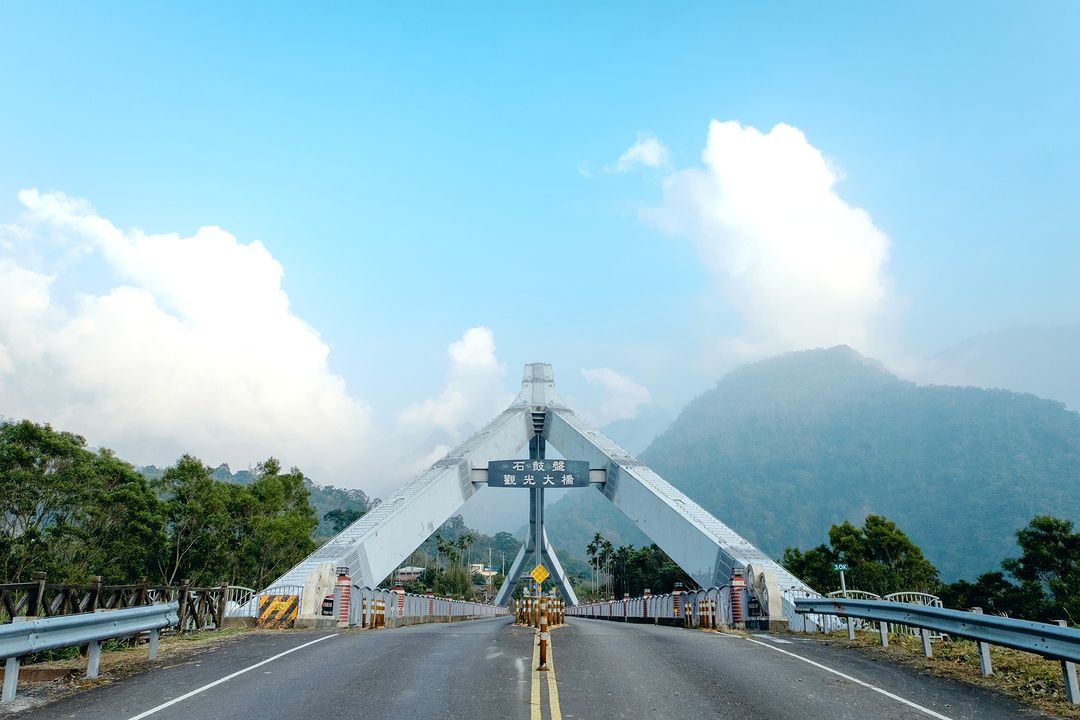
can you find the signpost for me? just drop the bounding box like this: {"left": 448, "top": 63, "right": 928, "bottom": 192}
{"left": 832, "top": 563, "right": 849, "bottom": 595}
{"left": 487, "top": 442, "right": 591, "bottom": 606}
{"left": 486, "top": 459, "right": 590, "bottom": 488}
{"left": 530, "top": 564, "right": 550, "bottom": 586}
{"left": 833, "top": 562, "right": 853, "bottom": 639}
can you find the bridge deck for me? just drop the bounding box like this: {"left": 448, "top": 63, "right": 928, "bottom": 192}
{"left": 24, "top": 621, "right": 1037, "bottom": 720}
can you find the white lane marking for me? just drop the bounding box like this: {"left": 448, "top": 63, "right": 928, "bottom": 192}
{"left": 125, "top": 634, "right": 338, "bottom": 720}
{"left": 752, "top": 634, "right": 792, "bottom": 644}
{"left": 742, "top": 636, "right": 954, "bottom": 720}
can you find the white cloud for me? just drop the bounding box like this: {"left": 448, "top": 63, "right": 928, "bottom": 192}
{"left": 0, "top": 192, "right": 529, "bottom": 497}
{"left": 0, "top": 190, "right": 378, "bottom": 480}
{"left": 650, "top": 120, "right": 893, "bottom": 360}
{"left": 580, "top": 367, "right": 652, "bottom": 426}
{"left": 398, "top": 326, "right": 511, "bottom": 437}
{"left": 614, "top": 133, "right": 670, "bottom": 172}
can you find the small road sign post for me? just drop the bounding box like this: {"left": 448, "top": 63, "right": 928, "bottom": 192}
{"left": 530, "top": 564, "right": 550, "bottom": 586}
{"left": 832, "top": 563, "right": 849, "bottom": 594}
{"left": 832, "top": 562, "right": 853, "bottom": 639}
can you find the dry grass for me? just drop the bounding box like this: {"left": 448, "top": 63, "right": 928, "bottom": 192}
{"left": 815, "top": 628, "right": 1078, "bottom": 719}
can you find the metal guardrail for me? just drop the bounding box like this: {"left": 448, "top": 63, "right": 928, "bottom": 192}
{"left": 566, "top": 587, "right": 733, "bottom": 629}
{"left": 348, "top": 587, "right": 508, "bottom": 627}
{"left": 795, "top": 597, "right": 1080, "bottom": 703}
{"left": 1, "top": 601, "right": 179, "bottom": 703}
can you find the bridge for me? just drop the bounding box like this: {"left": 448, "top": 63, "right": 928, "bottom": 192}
{"left": 2, "top": 364, "right": 1064, "bottom": 719}
{"left": 264, "top": 362, "right": 812, "bottom": 625}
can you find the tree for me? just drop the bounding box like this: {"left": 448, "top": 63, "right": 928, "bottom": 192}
{"left": 0, "top": 420, "right": 96, "bottom": 581}
{"left": 782, "top": 514, "right": 939, "bottom": 596}
{"left": 435, "top": 534, "right": 461, "bottom": 565}
{"left": 230, "top": 459, "right": 317, "bottom": 589}
{"left": 456, "top": 532, "right": 475, "bottom": 567}
{"left": 0, "top": 421, "right": 164, "bottom": 583}
{"left": 586, "top": 532, "right": 603, "bottom": 590}
{"left": 155, "top": 455, "right": 232, "bottom": 585}
{"left": 943, "top": 516, "right": 1080, "bottom": 622}
{"left": 71, "top": 449, "right": 164, "bottom": 582}
{"left": 324, "top": 508, "right": 364, "bottom": 533}
{"left": 1003, "top": 515, "right": 1080, "bottom": 621}
{"left": 938, "top": 571, "right": 1027, "bottom": 617}
{"left": 598, "top": 539, "right": 615, "bottom": 595}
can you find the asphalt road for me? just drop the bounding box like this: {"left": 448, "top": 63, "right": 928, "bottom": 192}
{"left": 14, "top": 618, "right": 1050, "bottom": 720}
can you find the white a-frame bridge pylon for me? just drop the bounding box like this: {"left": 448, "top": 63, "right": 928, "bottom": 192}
{"left": 266, "top": 364, "right": 817, "bottom": 624}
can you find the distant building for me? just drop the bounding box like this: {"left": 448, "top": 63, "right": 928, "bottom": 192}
{"left": 469, "top": 563, "right": 498, "bottom": 583}
{"left": 394, "top": 566, "right": 426, "bottom": 583}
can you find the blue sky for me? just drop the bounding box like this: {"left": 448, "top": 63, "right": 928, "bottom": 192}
{"left": 1, "top": 2, "right": 1078, "bottom": 492}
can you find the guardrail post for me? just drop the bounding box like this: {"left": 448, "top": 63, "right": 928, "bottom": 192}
{"left": 878, "top": 618, "right": 889, "bottom": 648}
{"left": 1057, "top": 620, "right": 1079, "bottom": 703}
{"left": 920, "top": 627, "right": 933, "bottom": 657}
{"left": 2, "top": 657, "right": 19, "bottom": 702}
{"left": 149, "top": 628, "right": 160, "bottom": 660}
{"left": 86, "top": 640, "right": 101, "bottom": 679}
{"left": 969, "top": 608, "right": 992, "bottom": 675}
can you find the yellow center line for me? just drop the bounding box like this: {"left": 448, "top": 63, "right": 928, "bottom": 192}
{"left": 531, "top": 634, "right": 542, "bottom": 720}
{"left": 528, "top": 628, "right": 563, "bottom": 720}
{"left": 547, "top": 639, "right": 562, "bottom": 720}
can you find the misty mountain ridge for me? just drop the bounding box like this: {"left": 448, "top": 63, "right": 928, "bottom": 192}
{"left": 920, "top": 323, "right": 1080, "bottom": 412}
{"left": 545, "top": 345, "right": 1080, "bottom": 582}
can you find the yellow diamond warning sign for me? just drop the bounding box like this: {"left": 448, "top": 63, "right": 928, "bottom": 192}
{"left": 530, "top": 564, "right": 550, "bottom": 585}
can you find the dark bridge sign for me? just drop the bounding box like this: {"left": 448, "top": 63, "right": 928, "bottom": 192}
{"left": 487, "top": 459, "right": 590, "bottom": 488}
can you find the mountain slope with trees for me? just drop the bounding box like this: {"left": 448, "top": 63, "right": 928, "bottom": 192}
{"left": 638, "top": 345, "right": 1080, "bottom": 579}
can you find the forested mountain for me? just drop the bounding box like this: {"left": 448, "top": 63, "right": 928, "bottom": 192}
{"left": 635, "top": 346, "right": 1080, "bottom": 580}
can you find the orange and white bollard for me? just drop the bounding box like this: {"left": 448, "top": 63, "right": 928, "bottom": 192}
{"left": 538, "top": 595, "right": 549, "bottom": 671}
{"left": 391, "top": 585, "right": 405, "bottom": 618}
{"left": 335, "top": 568, "right": 351, "bottom": 628}
{"left": 731, "top": 570, "right": 746, "bottom": 628}
{"left": 643, "top": 588, "right": 651, "bottom": 620}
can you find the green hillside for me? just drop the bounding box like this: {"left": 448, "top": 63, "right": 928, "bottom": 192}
{"left": 634, "top": 346, "right": 1080, "bottom": 580}
{"left": 140, "top": 463, "right": 373, "bottom": 539}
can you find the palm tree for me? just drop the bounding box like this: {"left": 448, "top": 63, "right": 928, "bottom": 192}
{"left": 599, "top": 539, "right": 615, "bottom": 596}
{"left": 586, "top": 532, "right": 604, "bottom": 593}
{"left": 456, "top": 532, "right": 475, "bottom": 568}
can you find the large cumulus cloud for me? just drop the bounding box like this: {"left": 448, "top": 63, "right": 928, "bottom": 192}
{"left": 648, "top": 121, "right": 895, "bottom": 360}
